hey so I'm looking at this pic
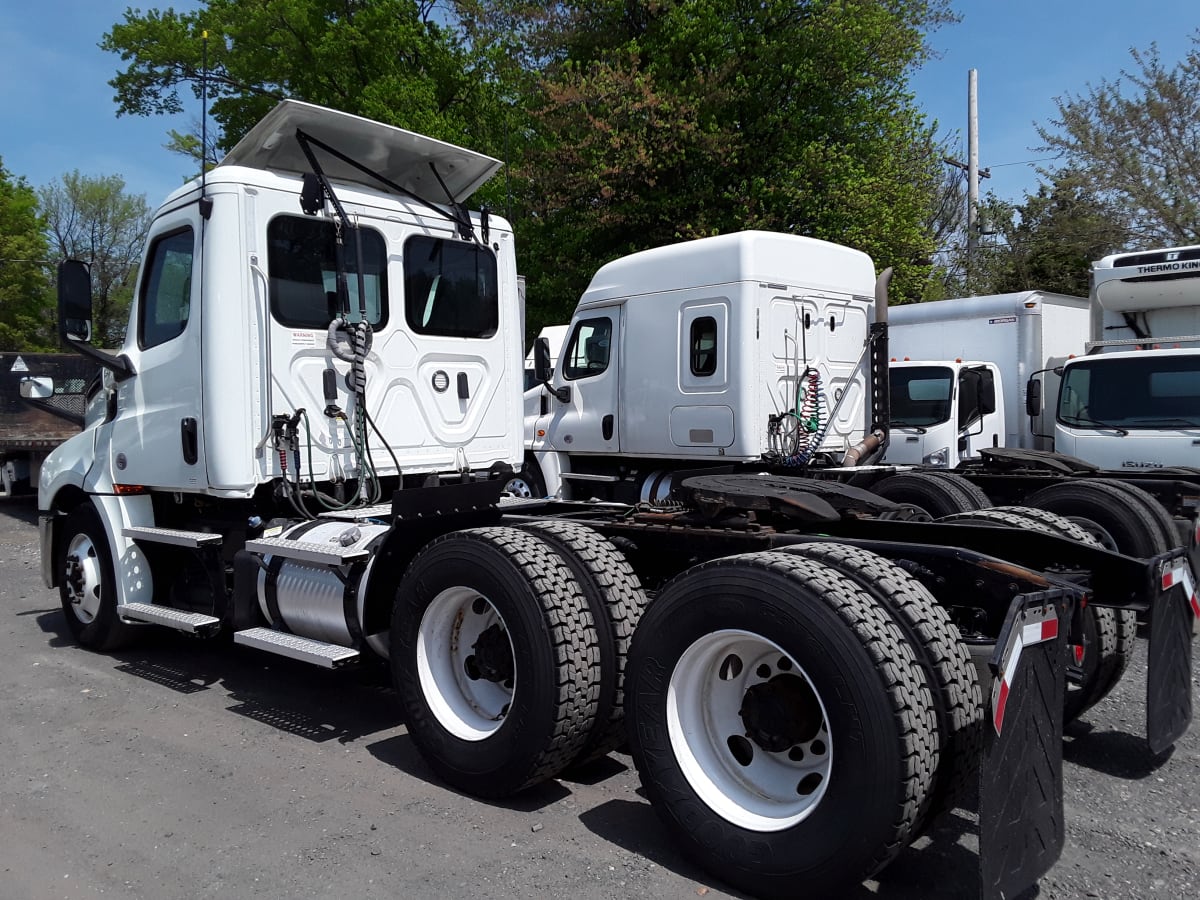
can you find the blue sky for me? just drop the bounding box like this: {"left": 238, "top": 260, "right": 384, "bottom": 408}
{"left": 1, "top": 1, "right": 1197, "bottom": 211}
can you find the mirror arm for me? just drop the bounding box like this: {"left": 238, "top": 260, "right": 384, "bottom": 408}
{"left": 66, "top": 339, "right": 136, "bottom": 381}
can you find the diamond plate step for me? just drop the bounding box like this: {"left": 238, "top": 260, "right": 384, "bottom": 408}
{"left": 245, "top": 536, "right": 369, "bottom": 565}
{"left": 233, "top": 628, "right": 360, "bottom": 668}
{"left": 317, "top": 504, "right": 393, "bottom": 521}
{"left": 118, "top": 602, "right": 221, "bottom": 636}
{"left": 123, "top": 526, "right": 223, "bottom": 548}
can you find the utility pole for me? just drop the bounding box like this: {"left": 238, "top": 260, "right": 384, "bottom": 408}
{"left": 943, "top": 69, "right": 990, "bottom": 293}
{"left": 967, "top": 68, "right": 980, "bottom": 271}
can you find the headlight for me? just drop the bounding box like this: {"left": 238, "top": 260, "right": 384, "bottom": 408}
{"left": 923, "top": 447, "right": 950, "bottom": 468}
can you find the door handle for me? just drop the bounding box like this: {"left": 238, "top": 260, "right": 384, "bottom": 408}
{"left": 181, "top": 417, "right": 198, "bottom": 465}
{"left": 602, "top": 414, "right": 614, "bottom": 441}
{"left": 457, "top": 372, "right": 469, "bottom": 399}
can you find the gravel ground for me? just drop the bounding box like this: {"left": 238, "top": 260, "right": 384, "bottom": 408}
{"left": 1, "top": 496, "right": 1196, "bottom": 900}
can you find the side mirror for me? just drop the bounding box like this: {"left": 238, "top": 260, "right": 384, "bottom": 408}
{"left": 978, "top": 368, "right": 996, "bottom": 415}
{"left": 1025, "top": 379, "right": 1042, "bottom": 417}
{"left": 56, "top": 258, "right": 136, "bottom": 380}
{"left": 58, "top": 259, "right": 93, "bottom": 343}
{"left": 533, "top": 334, "right": 570, "bottom": 404}
{"left": 533, "top": 336, "right": 552, "bottom": 383}
{"left": 19, "top": 376, "right": 54, "bottom": 400}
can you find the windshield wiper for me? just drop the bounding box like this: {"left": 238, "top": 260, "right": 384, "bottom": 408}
{"left": 1060, "top": 413, "right": 1129, "bottom": 436}
{"left": 889, "top": 419, "right": 928, "bottom": 433}
{"left": 1130, "top": 416, "right": 1200, "bottom": 428}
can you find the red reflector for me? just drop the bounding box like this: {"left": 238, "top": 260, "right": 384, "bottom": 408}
{"left": 113, "top": 484, "right": 148, "bottom": 495}
{"left": 1041, "top": 618, "right": 1059, "bottom": 642}
{"left": 993, "top": 679, "right": 1010, "bottom": 735}
{"left": 1073, "top": 644, "right": 1084, "bottom": 665}
{"left": 1191, "top": 594, "right": 1200, "bottom": 619}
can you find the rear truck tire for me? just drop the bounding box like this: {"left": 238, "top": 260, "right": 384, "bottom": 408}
{"left": 1106, "top": 479, "right": 1182, "bottom": 551}
{"left": 939, "top": 504, "right": 1134, "bottom": 722}
{"left": 517, "top": 520, "right": 649, "bottom": 763}
{"left": 391, "top": 527, "right": 602, "bottom": 798}
{"left": 922, "top": 470, "right": 994, "bottom": 510}
{"left": 502, "top": 458, "right": 546, "bottom": 499}
{"left": 1024, "top": 479, "right": 1175, "bottom": 557}
{"left": 626, "top": 551, "right": 937, "bottom": 899}
{"left": 57, "top": 504, "right": 138, "bottom": 651}
{"left": 872, "top": 471, "right": 990, "bottom": 517}
{"left": 780, "top": 543, "right": 982, "bottom": 828}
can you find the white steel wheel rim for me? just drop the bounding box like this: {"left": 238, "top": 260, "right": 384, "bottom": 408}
{"left": 63, "top": 532, "right": 104, "bottom": 625}
{"left": 667, "top": 628, "right": 833, "bottom": 832}
{"left": 417, "top": 586, "right": 516, "bottom": 741}
{"left": 503, "top": 475, "right": 534, "bottom": 499}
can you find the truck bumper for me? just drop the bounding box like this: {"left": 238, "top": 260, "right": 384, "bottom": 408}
{"left": 38, "top": 512, "right": 56, "bottom": 590}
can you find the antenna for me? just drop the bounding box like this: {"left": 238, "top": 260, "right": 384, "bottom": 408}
{"left": 199, "top": 29, "right": 212, "bottom": 219}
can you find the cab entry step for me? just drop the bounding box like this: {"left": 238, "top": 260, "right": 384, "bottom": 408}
{"left": 233, "top": 627, "right": 360, "bottom": 668}
{"left": 118, "top": 602, "right": 221, "bottom": 636}
{"left": 123, "top": 526, "right": 223, "bottom": 548}
{"left": 245, "top": 536, "right": 369, "bottom": 566}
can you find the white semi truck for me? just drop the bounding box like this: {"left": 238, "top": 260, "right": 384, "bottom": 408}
{"left": 38, "top": 101, "right": 1197, "bottom": 900}
{"left": 523, "top": 239, "right": 1195, "bottom": 554}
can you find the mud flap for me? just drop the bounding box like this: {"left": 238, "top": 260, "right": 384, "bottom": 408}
{"left": 979, "top": 591, "right": 1070, "bottom": 900}
{"left": 1147, "top": 554, "right": 1197, "bottom": 754}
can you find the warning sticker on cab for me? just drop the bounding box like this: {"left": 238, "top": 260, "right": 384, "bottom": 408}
{"left": 988, "top": 316, "right": 1017, "bottom": 324}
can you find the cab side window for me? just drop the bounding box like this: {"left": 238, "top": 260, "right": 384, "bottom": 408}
{"left": 690, "top": 316, "right": 717, "bottom": 376}
{"left": 139, "top": 228, "right": 194, "bottom": 350}
{"left": 562, "top": 318, "right": 612, "bottom": 380}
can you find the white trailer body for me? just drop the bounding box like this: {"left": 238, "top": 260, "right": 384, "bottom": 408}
{"left": 1050, "top": 245, "right": 1200, "bottom": 469}
{"left": 528, "top": 231, "right": 878, "bottom": 498}
{"left": 883, "top": 292, "right": 1088, "bottom": 466}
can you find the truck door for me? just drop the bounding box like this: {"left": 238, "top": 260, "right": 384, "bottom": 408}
{"left": 957, "top": 364, "right": 1004, "bottom": 459}
{"left": 107, "top": 212, "right": 206, "bottom": 490}
{"left": 539, "top": 311, "right": 621, "bottom": 454}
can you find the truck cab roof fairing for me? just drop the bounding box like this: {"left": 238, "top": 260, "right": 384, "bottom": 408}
{"left": 219, "top": 100, "right": 503, "bottom": 205}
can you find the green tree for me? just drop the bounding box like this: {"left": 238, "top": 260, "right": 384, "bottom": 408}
{"left": 507, "top": 0, "right": 957, "bottom": 324}
{"left": 103, "top": 1, "right": 509, "bottom": 168}
{"left": 0, "top": 159, "right": 54, "bottom": 351}
{"left": 1037, "top": 31, "right": 1200, "bottom": 247}
{"left": 39, "top": 173, "right": 153, "bottom": 348}
{"left": 968, "top": 173, "right": 1130, "bottom": 298}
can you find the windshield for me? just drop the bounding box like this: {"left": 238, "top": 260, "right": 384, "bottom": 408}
{"left": 890, "top": 366, "right": 953, "bottom": 427}
{"left": 1058, "top": 355, "right": 1200, "bottom": 429}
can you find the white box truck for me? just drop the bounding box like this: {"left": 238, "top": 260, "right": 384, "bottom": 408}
{"left": 883, "top": 292, "right": 1089, "bottom": 468}
{"left": 1051, "top": 245, "right": 1200, "bottom": 470}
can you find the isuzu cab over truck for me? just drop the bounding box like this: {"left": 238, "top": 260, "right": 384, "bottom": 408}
{"left": 883, "top": 291, "right": 1089, "bottom": 467}
{"left": 39, "top": 101, "right": 1197, "bottom": 900}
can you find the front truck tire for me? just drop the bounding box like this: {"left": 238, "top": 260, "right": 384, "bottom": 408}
{"left": 57, "top": 503, "right": 138, "bottom": 651}
{"left": 391, "top": 527, "right": 601, "bottom": 799}
{"left": 626, "top": 551, "right": 937, "bottom": 900}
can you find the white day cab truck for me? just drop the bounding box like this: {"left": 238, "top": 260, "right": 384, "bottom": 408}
{"left": 523, "top": 240, "right": 1198, "bottom": 564}
{"left": 38, "top": 101, "right": 1198, "bottom": 900}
